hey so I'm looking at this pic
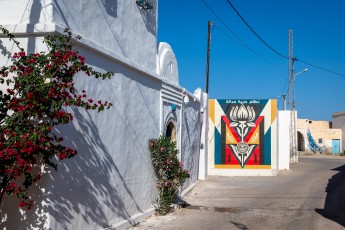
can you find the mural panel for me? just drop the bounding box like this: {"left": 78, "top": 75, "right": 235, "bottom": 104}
{"left": 209, "top": 99, "right": 277, "bottom": 169}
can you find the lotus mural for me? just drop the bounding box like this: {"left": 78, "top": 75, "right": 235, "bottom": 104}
{"left": 208, "top": 99, "right": 277, "bottom": 170}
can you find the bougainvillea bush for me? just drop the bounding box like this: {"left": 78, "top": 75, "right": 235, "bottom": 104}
{"left": 148, "top": 136, "right": 190, "bottom": 215}
{"left": 0, "top": 26, "right": 113, "bottom": 209}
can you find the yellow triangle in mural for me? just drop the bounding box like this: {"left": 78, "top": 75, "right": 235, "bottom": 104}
{"left": 226, "top": 126, "right": 238, "bottom": 144}
{"left": 248, "top": 125, "right": 260, "bottom": 144}
{"left": 209, "top": 99, "right": 215, "bottom": 124}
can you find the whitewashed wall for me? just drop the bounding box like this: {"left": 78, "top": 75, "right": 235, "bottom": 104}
{"left": 0, "top": 0, "right": 207, "bottom": 229}
{"left": 278, "top": 111, "right": 290, "bottom": 170}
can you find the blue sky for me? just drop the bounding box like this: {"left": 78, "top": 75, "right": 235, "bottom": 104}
{"left": 158, "top": 0, "right": 345, "bottom": 121}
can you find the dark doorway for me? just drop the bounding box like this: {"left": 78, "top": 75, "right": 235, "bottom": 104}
{"left": 165, "top": 121, "right": 176, "bottom": 142}
{"left": 297, "top": 131, "right": 305, "bottom": 151}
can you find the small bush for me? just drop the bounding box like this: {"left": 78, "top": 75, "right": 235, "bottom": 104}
{"left": 148, "top": 136, "right": 190, "bottom": 215}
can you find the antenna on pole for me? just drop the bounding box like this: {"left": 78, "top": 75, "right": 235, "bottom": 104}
{"left": 205, "top": 21, "right": 214, "bottom": 94}
{"left": 288, "top": 29, "right": 298, "bottom": 163}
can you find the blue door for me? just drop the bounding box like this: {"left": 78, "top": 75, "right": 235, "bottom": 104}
{"left": 332, "top": 139, "right": 340, "bottom": 154}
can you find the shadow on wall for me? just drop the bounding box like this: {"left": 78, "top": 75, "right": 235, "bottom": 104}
{"left": 138, "top": 1, "right": 157, "bottom": 36}
{"left": 181, "top": 102, "right": 200, "bottom": 191}
{"left": 315, "top": 164, "right": 345, "bottom": 227}
{"left": 27, "top": 0, "right": 41, "bottom": 54}
{"left": 0, "top": 109, "right": 143, "bottom": 229}
{"left": 0, "top": 171, "right": 49, "bottom": 229}
{"left": 101, "top": 0, "right": 117, "bottom": 18}
{"left": 0, "top": 39, "right": 13, "bottom": 60}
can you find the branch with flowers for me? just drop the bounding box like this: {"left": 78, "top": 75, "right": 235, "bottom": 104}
{"left": 148, "top": 136, "right": 190, "bottom": 215}
{"left": 0, "top": 26, "right": 113, "bottom": 209}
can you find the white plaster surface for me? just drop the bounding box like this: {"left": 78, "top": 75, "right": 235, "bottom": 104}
{"left": 278, "top": 111, "right": 290, "bottom": 170}
{"left": 195, "top": 89, "right": 208, "bottom": 180}
{"left": 180, "top": 98, "right": 201, "bottom": 191}
{"left": 0, "top": 0, "right": 53, "bottom": 26}
{"left": 158, "top": 42, "right": 178, "bottom": 85}
{"left": 0, "top": 1, "right": 206, "bottom": 229}
{"left": 208, "top": 168, "right": 278, "bottom": 176}
{"left": 52, "top": 0, "right": 158, "bottom": 71}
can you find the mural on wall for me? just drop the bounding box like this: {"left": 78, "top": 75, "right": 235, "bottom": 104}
{"left": 307, "top": 129, "right": 323, "bottom": 153}
{"left": 209, "top": 99, "right": 277, "bottom": 169}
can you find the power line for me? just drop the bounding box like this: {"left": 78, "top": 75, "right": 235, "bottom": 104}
{"left": 297, "top": 58, "right": 345, "bottom": 77}
{"left": 225, "top": 0, "right": 288, "bottom": 59}
{"left": 200, "top": 0, "right": 286, "bottom": 71}
{"left": 201, "top": 0, "right": 289, "bottom": 100}
{"left": 214, "top": 25, "right": 286, "bottom": 71}
{"left": 200, "top": 0, "right": 253, "bottom": 52}
{"left": 225, "top": 0, "right": 345, "bottom": 78}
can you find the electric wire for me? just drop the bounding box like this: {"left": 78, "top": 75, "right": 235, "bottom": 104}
{"left": 214, "top": 25, "right": 286, "bottom": 71}
{"left": 297, "top": 58, "right": 345, "bottom": 77}
{"left": 202, "top": 0, "right": 289, "bottom": 100}
{"left": 202, "top": 0, "right": 345, "bottom": 102}
{"left": 225, "top": 0, "right": 345, "bottom": 77}
{"left": 200, "top": 0, "right": 286, "bottom": 71}
{"left": 200, "top": 0, "right": 253, "bottom": 52}
{"left": 225, "top": 0, "right": 288, "bottom": 59}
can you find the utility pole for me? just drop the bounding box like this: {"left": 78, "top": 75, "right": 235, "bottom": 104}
{"left": 283, "top": 94, "right": 286, "bottom": 110}
{"left": 288, "top": 29, "right": 298, "bottom": 163}
{"left": 205, "top": 21, "right": 213, "bottom": 94}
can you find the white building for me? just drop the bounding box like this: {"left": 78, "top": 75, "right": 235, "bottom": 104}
{"left": 0, "top": 1, "right": 207, "bottom": 229}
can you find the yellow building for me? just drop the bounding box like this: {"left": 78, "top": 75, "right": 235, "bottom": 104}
{"left": 297, "top": 119, "right": 342, "bottom": 154}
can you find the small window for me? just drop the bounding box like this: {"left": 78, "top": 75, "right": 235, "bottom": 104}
{"left": 169, "top": 62, "right": 173, "bottom": 74}
{"left": 318, "top": 138, "right": 323, "bottom": 144}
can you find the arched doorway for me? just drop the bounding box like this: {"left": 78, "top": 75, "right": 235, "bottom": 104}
{"left": 297, "top": 131, "right": 305, "bottom": 151}
{"left": 165, "top": 120, "right": 176, "bottom": 142}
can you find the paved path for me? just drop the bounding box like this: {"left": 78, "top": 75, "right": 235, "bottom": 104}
{"left": 129, "top": 155, "right": 345, "bottom": 230}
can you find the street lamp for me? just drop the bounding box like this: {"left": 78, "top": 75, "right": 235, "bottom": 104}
{"left": 294, "top": 68, "right": 308, "bottom": 78}
{"left": 290, "top": 68, "right": 308, "bottom": 163}
{"left": 293, "top": 68, "right": 308, "bottom": 110}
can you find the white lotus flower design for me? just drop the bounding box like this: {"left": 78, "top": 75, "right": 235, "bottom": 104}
{"left": 229, "top": 104, "right": 256, "bottom": 141}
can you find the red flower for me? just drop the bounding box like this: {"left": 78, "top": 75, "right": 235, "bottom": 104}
{"left": 58, "top": 153, "right": 66, "bottom": 160}
{"left": 18, "top": 106, "right": 25, "bottom": 112}
{"left": 18, "top": 201, "right": 27, "bottom": 208}
{"left": 6, "top": 88, "right": 14, "bottom": 95}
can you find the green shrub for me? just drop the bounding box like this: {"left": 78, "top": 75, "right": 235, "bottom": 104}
{"left": 148, "top": 136, "right": 190, "bottom": 215}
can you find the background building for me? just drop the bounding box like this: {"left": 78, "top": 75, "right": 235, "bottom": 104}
{"left": 332, "top": 111, "right": 345, "bottom": 153}
{"left": 297, "top": 119, "right": 342, "bottom": 154}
